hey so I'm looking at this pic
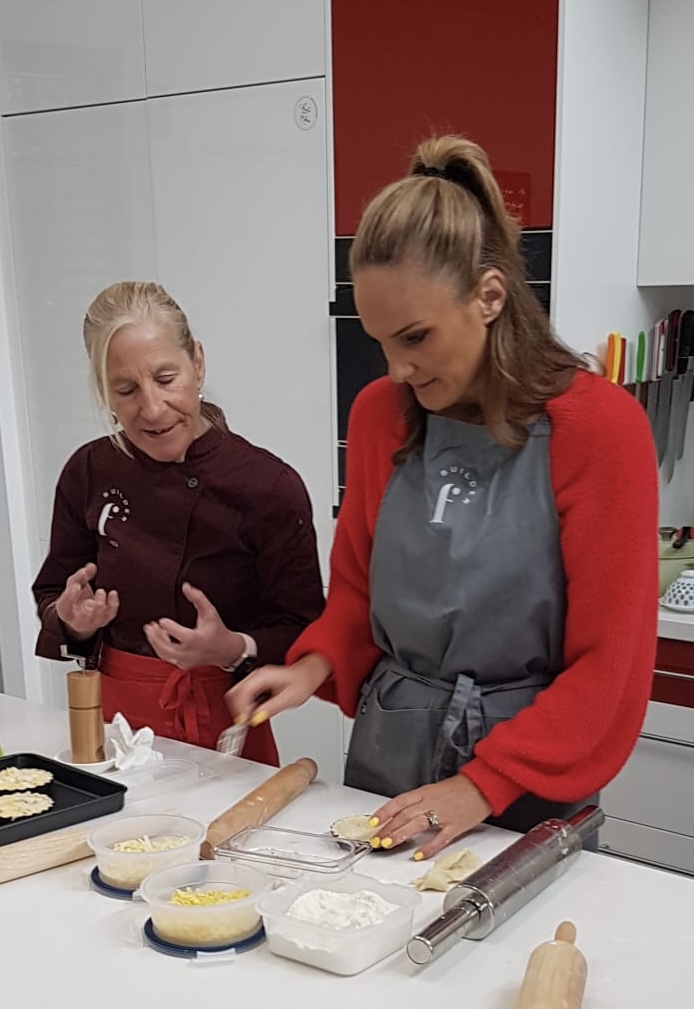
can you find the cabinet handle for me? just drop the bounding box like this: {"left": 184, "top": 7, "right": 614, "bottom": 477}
{"left": 639, "top": 730, "right": 694, "bottom": 750}
{"left": 653, "top": 668, "right": 694, "bottom": 683}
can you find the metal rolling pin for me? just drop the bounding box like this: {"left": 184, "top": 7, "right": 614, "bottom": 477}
{"left": 407, "top": 804, "right": 605, "bottom": 966}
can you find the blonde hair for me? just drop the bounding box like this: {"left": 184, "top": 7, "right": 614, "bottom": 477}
{"left": 83, "top": 281, "right": 218, "bottom": 454}
{"left": 350, "top": 135, "right": 585, "bottom": 458}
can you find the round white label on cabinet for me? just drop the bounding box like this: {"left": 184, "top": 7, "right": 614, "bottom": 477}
{"left": 294, "top": 96, "right": 318, "bottom": 130}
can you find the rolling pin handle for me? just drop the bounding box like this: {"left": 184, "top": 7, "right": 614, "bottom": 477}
{"left": 554, "top": 921, "right": 577, "bottom": 944}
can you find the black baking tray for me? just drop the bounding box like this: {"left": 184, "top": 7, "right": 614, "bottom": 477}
{"left": 0, "top": 753, "right": 126, "bottom": 846}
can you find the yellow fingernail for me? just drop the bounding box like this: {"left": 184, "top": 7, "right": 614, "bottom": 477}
{"left": 249, "top": 709, "right": 268, "bottom": 727}
{"left": 413, "top": 851, "right": 424, "bottom": 862}
{"left": 381, "top": 837, "right": 393, "bottom": 849}
{"left": 370, "top": 837, "right": 381, "bottom": 849}
{"left": 368, "top": 817, "right": 379, "bottom": 828}
{"left": 233, "top": 714, "right": 248, "bottom": 726}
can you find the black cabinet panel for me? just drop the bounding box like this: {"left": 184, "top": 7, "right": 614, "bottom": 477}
{"left": 336, "top": 317, "right": 387, "bottom": 441}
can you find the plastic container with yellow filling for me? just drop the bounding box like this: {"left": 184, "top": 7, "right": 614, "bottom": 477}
{"left": 140, "top": 862, "right": 268, "bottom": 949}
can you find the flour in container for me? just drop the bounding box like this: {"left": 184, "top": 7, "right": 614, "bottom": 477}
{"left": 286, "top": 887, "right": 397, "bottom": 929}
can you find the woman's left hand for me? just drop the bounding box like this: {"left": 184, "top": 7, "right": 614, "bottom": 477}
{"left": 369, "top": 775, "right": 493, "bottom": 860}
{"left": 144, "top": 583, "right": 243, "bottom": 670}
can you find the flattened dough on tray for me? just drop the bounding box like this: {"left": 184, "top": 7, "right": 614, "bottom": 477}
{"left": 0, "top": 791, "right": 54, "bottom": 821}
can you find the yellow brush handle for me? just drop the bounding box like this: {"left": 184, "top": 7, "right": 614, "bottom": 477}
{"left": 514, "top": 921, "right": 587, "bottom": 1009}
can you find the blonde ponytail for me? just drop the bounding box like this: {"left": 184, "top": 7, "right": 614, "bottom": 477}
{"left": 350, "top": 135, "right": 584, "bottom": 457}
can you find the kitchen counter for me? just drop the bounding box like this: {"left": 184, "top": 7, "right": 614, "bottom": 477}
{"left": 1, "top": 693, "right": 693, "bottom": 1005}
{"left": 658, "top": 605, "right": 694, "bottom": 643}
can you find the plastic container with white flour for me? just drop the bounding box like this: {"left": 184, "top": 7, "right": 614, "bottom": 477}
{"left": 257, "top": 871, "right": 420, "bottom": 975}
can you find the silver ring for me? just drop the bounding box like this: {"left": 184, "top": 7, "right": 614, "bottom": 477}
{"left": 424, "top": 810, "right": 441, "bottom": 830}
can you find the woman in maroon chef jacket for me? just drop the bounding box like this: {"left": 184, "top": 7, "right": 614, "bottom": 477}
{"left": 32, "top": 281, "right": 325, "bottom": 764}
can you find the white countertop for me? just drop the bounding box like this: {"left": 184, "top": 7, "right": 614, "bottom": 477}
{"left": 1, "top": 692, "right": 693, "bottom": 1005}
{"left": 658, "top": 605, "right": 694, "bottom": 643}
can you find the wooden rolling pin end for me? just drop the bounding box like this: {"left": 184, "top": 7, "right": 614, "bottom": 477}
{"left": 200, "top": 756, "right": 319, "bottom": 860}
{"left": 514, "top": 921, "right": 587, "bottom": 1009}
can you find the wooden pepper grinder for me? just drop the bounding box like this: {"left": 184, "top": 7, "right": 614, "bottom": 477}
{"left": 66, "top": 657, "right": 105, "bottom": 764}
{"left": 514, "top": 921, "right": 587, "bottom": 1009}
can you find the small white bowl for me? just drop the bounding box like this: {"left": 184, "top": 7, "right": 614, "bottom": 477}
{"left": 54, "top": 738, "right": 116, "bottom": 774}
{"left": 661, "top": 569, "right": 694, "bottom": 612}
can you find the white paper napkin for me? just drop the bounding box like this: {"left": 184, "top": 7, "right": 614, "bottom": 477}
{"left": 109, "top": 712, "right": 164, "bottom": 770}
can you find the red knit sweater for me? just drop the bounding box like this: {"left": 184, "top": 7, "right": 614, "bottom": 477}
{"left": 287, "top": 370, "right": 659, "bottom": 815}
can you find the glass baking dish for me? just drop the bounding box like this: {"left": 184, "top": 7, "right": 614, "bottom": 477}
{"left": 214, "top": 825, "right": 370, "bottom": 881}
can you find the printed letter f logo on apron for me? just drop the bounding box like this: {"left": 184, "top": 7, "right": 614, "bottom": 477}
{"left": 429, "top": 467, "right": 479, "bottom": 524}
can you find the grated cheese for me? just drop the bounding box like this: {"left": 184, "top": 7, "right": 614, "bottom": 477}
{"left": 170, "top": 886, "right": 251, "bottom": 906}
{"left": 111, "top": 834, "right": 191, "bottom": 853}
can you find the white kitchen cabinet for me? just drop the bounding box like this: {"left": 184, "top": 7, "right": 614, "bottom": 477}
{"left": 1, "top": 100, "right": 156, "bottom": 707}
{"left": 147, "top": 79, "right": 334, "bottom": 579}
{"left": 143, "top": 0, "right": 326, "bottom": 97}
{"left": 2, "top": 101, "right": 157, "bottom": 543}
{"left": 638, "top": 0, "right": 694, "bottom": 285}
{"left": 0, "top": 0, "right": 145, "bottom": 115}
{"left": 600, "top": 699, "right": 694, "bottom": 874}
{"left": 273, "top": 698, "right": 345, "bottom": 785}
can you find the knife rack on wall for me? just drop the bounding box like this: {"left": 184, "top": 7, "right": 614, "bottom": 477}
{"left": 599, "top": 309, "right": 694, "bottom": 485}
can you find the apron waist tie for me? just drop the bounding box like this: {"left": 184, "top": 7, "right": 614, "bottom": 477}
{"left": 158, "top": 668, "right": 213, "bottom": 749}
{"left": 101, "top": 646, "right": 226, "bottom": 749}
{"left": 365, "top": 659, "right": 556, "bottom": 779}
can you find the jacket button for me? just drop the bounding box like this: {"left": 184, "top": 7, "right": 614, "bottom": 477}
{"left": 187, "top": 477, "right": 199, "bottom": 489}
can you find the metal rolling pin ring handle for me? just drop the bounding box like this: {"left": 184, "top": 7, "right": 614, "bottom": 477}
{"left": 407, "top": 901, "right": 482, "bottom": 966}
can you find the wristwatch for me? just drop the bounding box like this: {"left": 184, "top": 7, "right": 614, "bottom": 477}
{"left": 220, "top": 633, "right": 257, "bottom": 680}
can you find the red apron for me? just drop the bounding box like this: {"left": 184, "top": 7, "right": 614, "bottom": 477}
{"left": 100, "top": 646, "right": 278, "bottom": 766}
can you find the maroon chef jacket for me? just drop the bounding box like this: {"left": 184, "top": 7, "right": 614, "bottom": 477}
{"left": 32, "top": 418, "right": 325, "bottom": 763}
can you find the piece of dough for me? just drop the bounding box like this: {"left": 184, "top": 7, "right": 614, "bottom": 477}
{"left": 0, "top": 791, "right": 54, "bottom": 820}
{"left": 412, "top": 848, "right": 482, "bottom": 891}
{"left": 330, "top": 815, "right": 378, "bottom": 842}
{"left": 0, "top": 767, "right": 53, "bottom": 791}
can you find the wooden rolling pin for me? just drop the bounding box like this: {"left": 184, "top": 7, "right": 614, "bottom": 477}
{"left": 0, "top": 826, "right": 92, "bottom": 884}
{"left": 514, "top": 921, "right": 587, "bottom": 1009}
{"left": 200, "top": 756, "right": 318, "bottom": 859}
{"left": 0, "top": 756, "right": 318, "bottom": 884}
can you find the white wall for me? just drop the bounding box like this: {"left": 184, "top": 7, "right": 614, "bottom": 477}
{"left": 0, "top": 132, "right": 46, "bottom": 702}
{"left": 552, "top": 0, "right": 694, "bottom": 527}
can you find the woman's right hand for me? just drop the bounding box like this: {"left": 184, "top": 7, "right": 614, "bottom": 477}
{"left": 224, "top": 653, "right": 331, "bottom": 727}
{"left": 54, "top": 563, "right": 120, "bottom": 642}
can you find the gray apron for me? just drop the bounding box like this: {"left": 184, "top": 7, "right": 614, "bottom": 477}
{"left": 344, "top": 413, "right": 597, "bottom": 840}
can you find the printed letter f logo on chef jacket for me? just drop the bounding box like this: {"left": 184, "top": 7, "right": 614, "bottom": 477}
{"left": 429, "top": 466, "right": 479, "bottom": 524}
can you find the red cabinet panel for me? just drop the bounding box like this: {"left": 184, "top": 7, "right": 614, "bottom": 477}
{"left": 332, "top": 0, "right": 559, "bottom": 233}
{"left": 653, "top": 638, "right": 694, "bottom": 707}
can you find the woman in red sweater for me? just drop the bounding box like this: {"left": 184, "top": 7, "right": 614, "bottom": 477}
{"left": 227, "top": 136, "right": 658, "bottom": 856}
